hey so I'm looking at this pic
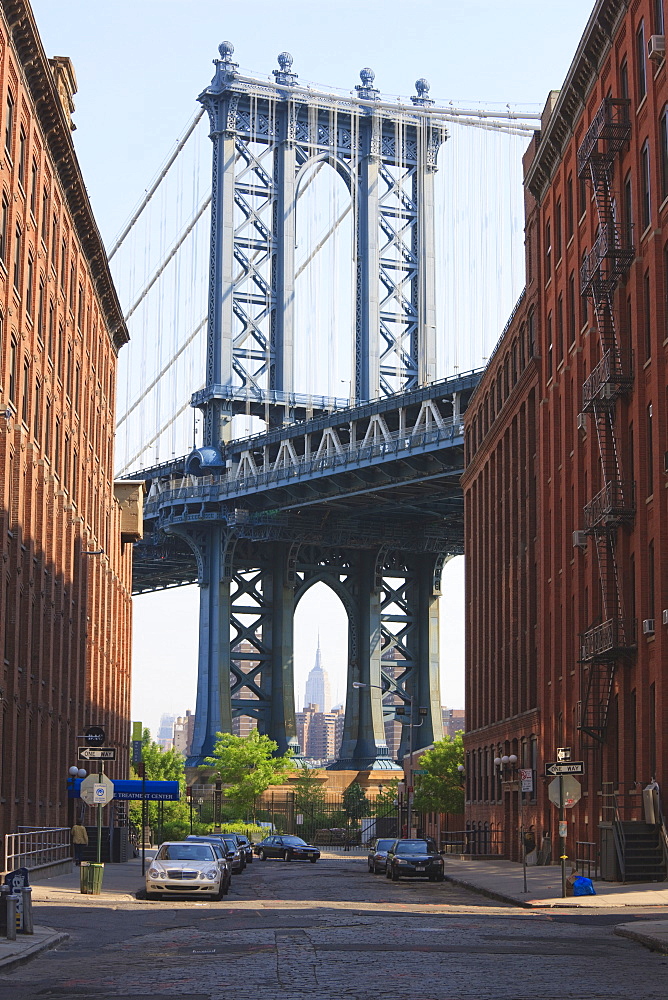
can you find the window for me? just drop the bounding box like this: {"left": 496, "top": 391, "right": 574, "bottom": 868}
{"left": 17, "top": 127, "right": 26, "bottom": 189}
{"left": 21, "top": 358, "right": 29, "bottom": 424}
{"left": 547, "top": 311, "right": 553, "bottom": 378}
{"left": 33, "top": 379, "right": 40, "bottom": 441}
{"left": 77, "top": 282, "right": 83, "bottom": 331}
{"left": 13, "top": 224, "right": 21, "bottom": 292}
{"left": 661, "top": 109, "right": 668, "bottom": 204}
{"left": 30, "top": 159, "right": 38, "bottom": 217}
{"left": 37, "top": 277, "right": 45, "bottom": 342}
{"left": 655, "top": 0, "right": 665, "bottom": 35}
{"left": 8, "top": 338, "right": 17, "bottom": 404}
{"left": 69, "top": 259, "right": 75, "bottom": 311}
{"left": 566, "top": 175, "right": 574, "bottom": 238}
{"left": 4, "top": 92, "right": 14, "bottom": 157}
{"left": 41, "top": 188, "right": 49, "bottom": 244}
{"left": 647, "top": 402, "right": 654, "bottom": 495}
{"left": 54, "top": 418, "right": 61, "bottom": 471}
{"left": 644, "top": 270, "right": 652, "bottom": 360}
{"left": 48, "top": 299, "right": 54, "bottom": 360}
{"left": 578, "top": 173, "right": 587, "bottom": 219}
{"left": 51, "top": 214, "right": 57, "bottom": 264}
{"left": 555, "top": 198, "right": 562, "bottom": 261}
{"left": 25, "top": 253, "right": 34, "bottom": 318}
{"left": 528, "top": 308, "right": 536, "bottom": 357}
{"left": 568, "top": 272, "right": 576, "bottom": 345}
{"left": 72, "top": 448, "right": 78, "bottom": 499}
{"left": 623, "top": 171, "right": 633, "bottom": 246}
{"left": 60, "top": 238, "right": 66, "bottom": 290}
{"left": 581, "top": 250, "right": 588, "bottom": 326}
{"left": 620, "top": 59, "right": 629, "bottom": 101}
{"left": 556, "top": 294, "right": 564, "bottom": 364}
{"left": 641, "top": 141, "right": 651, "bottom": 231}
{"left": 545, "top": 219, "right": 552, "bottom": 279}
{"left": 74, "top": 364, "right": 81, "bottom": 414}
{"left": 0, "top": 193, "right": 8, "bottom": 263}
{"left": 66, "top": 344, "right": 73, "bottom": 398}
{"left": 648, "top": 540, "right": 655, "bottom": 618}
{"left": 637, "top": 21, "right": 647, "bottom": 102}
{"left": 57, "top": 321, "right": 64, "bottom": 380}
{"left": 44, "top": 398, "right": 51, "bottom": 457}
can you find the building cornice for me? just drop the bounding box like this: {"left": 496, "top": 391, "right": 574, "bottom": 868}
{"left": 2, "top": 0, "right": 129, "bottom": 352}
{"left": 525, "top": 0, "right": 629, "bottom": 204}
{"left": 463, "top": 709, "right": 541, "bottom": 748}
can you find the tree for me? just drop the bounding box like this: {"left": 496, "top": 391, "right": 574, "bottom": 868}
{"left": 294, "top": 763, "right": 326, "bottom": 816}
{"left": 373, "top": 777, "right": 400, "bottom": 817}
{"left": 128, "top": 729, "right": 189, "bottom": 842}
{"left": 412, "top": 732, "right": 465, "bottom": 815}
{"left": 342, "top": 781, "right": 370, "bottom": 824}
{"left": 203, "top": 729, "right": 293, "bottom": 818}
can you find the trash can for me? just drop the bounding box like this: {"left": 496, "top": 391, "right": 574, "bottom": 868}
{"left": 79, "top": 862, "right": 104, "bottom": 895}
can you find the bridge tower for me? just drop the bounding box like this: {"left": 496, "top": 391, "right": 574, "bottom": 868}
{"left": 175, "top": 44, "right": 450, "bottom": 769}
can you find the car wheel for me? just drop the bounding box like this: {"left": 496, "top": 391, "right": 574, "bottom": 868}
{"left": 247, "top": 855, "right": 253, "bottom": 864}
{"left": 385, "top": 866, "right": 392, "bottom": 879}
{"left": 214, "top": 882, "right": 225, "bottom": 900}
{"left": 436, "top": 874, "right": 445, "bottom": 883}
{"left": 259, "top": 850, "right": 267, "bottom": 861}
{"left": 310, "top": 856, "right": 317, "bottom": 864}
{"left": 284, "top": 849, "right": 291, "bottom": 861}
{"left": 391, "top": 867, "right": 400, "bottom": 881}
{"left": 145, "top": 890, "right": 161, "bottom": 900}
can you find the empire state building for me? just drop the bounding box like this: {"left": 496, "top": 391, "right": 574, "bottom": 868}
{"left": 303, "top": 638, "right": 331, "bottom": 713}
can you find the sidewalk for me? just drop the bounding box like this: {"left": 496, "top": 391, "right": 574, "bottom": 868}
{"left": 440, "top": 854, "right": 668, "bottom": 952}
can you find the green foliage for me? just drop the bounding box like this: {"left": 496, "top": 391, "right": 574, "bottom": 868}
{"left": 128, "top": 729, "right": 189, "bottom": 841}
{"left": 203, "top": 729, "right": 294, "bottom": 817}
{"left": 412, "top": 731, "right": 465, "bottom": 816}
{"left": 342, "top": 781, "right": 370, "bottom": 823}
{"left": 294, "top": 764, "right": 326, "bottom": 816}
{"left": 373, "top": 778, "right": 400, "bottom": 816}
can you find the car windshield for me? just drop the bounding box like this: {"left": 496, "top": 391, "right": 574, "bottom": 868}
{"left": 156, "top": 844, "right": 214, "bottom": 861}
{"left": 222, "top": 838, "right": 237, "bottom": 849}
{"left": 395, "top": 840, "right": 434, "bottom": 854}
{"left": 281, "top": 836, "right": 308, "bottom": 846}
{"left": 375, "top": 839, "right": 395, "bottom": 851}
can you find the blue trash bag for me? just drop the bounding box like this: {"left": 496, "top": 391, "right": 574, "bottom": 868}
{"left": 572, "top": 876, "right": 596, "bottom": 896}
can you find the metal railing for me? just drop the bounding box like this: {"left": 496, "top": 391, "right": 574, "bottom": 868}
{"left": 441, "top": 826, "right": 505, "bottom": 856}
{"left": 3, "top": 827, "right": 71, "bottom": 874}
{"left": 575, "top": 840, "right": 599, "bottom": 880}
{"left": 580, "top": 618, "right": 635, "bottom": 661}
{"left": 583, "top": 480, "right": 635, "bottom": 530}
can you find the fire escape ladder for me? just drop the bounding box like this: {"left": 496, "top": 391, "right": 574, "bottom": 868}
{"left": 577, "top": 96, "right": 635, "bottom": 751}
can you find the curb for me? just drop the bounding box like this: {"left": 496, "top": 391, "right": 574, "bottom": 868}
{"left": 0, "top": 928, "right": 68, "bottom": 972}
{"left": 614, "top": 924, "right": 668, "bottom": 954}
{"left": 442, "top": 872, "right": 534, "bottom": 908}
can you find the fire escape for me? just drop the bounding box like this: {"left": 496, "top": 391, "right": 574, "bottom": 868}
{"left": 577, "top": 98, "right": 635, "bottom": 750}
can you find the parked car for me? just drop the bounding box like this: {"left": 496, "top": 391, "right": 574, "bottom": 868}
{"left": 385, "top": 838, "right": 444, "bottom": 882}
{"left": 254, "top": 834, "right": 320, "bottom": 862}
{"left": 367, "top": 837, "right": 397, "bottom": 874}
{"left": 233, "top": 834, "right": 254, "bottom": 864}
{"left": 146, "top": 841, "right": 230, "bottom": 900}
{"left": 186, "top": 834, "right": 246, "bottom": 874}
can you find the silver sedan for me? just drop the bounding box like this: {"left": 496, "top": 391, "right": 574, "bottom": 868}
{"left": 146, "top": 841, "right": 226, "bottom": 900}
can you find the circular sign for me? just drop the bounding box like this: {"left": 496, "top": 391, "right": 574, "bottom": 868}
{"left": 85, "top": 726, "right": 106, "bottom": 746}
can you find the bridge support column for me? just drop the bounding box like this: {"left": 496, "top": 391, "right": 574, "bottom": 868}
{"left": 330, "top": 551, "right": 397, "bottom": 771}
{"left": 181, "top": 525, "right": 233, "bottom": 765}
{"left": 266, "top": 544, "right": 300, "bottom": 757}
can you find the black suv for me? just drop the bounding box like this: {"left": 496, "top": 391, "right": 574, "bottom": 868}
{"left": 385, "top": 838, "right": 444, "bottom": 882}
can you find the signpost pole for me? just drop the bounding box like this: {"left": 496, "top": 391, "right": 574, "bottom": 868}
{"left": 560, "top": 775, "right": 566, "bottom": 899}
{"left": 520, "top": 782, "right": 527, "bottom": 894}
{"left": 97, "top": 765, "right": 103, "bottom": 865}
{"left": 141, "top": 763, "right": 147, "bottom": 877}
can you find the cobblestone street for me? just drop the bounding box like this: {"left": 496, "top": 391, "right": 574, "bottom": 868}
{"left": 0, "top": 854, "right": 666, "bottom": 1000}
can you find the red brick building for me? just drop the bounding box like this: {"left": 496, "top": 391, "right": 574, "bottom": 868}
{"left": 0, "top": 1, "right": 133, "bottom": 845}
{"left": 463, "top": 0, "right": 668, "bottom": 872}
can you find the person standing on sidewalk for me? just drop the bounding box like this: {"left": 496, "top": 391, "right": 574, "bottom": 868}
{"left": 71, "top": 823, "right": 88, "bottom": 865}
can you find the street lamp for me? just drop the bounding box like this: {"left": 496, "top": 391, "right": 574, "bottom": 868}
{"left": 352, "top": 681, "right": 426, "bottom": 836}
{"left": 493, "top": 752, "right": 528, "bottom": 893}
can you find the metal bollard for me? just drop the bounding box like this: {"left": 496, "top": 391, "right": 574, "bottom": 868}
{"left": 20, "top": 886, "right": 33, "bottom": 935}
{"left": 5, "top": 895, "right": 18, "bottom": 941}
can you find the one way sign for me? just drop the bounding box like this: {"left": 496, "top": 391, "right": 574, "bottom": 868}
{"left": 544, "top": 761, "right": 584, "bottom": 776}
{"left": 78, "top": 747, "right": 117, "bottom": 761}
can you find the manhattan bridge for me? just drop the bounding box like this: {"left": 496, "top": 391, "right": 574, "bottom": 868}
{"left": 113, "top": 43, "right": 538, "bottom": 769}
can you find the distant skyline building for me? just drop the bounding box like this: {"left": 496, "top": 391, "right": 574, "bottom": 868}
{"left": 303, "top": 638, "right": 331, "bottom": 713}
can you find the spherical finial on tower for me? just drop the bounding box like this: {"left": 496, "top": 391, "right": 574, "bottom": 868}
{"left": 273, "top": 50, "right": 298, "bottom": 86}
{"left": 218, "top": 41, "right": 235, "bottom": 61}
{"left": 355, "top": 67, "right": 380, "bottom": 101}
{"left": 278, "top": 52, "right": 293, "bottom": 71}
{"left": 359, "top": 67, "right": 375, "bottom": 87}
{"left": 411, "top": 76, "right": 434, "bottom": 107}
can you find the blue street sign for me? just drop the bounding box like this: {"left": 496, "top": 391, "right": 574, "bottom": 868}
{"left": 68, "top": 779, "right": 180, "bottom": 801}
{"left": 131, "top": 740, "right": 143, "bottom": 764}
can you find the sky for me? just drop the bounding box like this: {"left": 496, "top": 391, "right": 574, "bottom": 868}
{"left": 29, "top": 0, "right": 595, "bottom": 740}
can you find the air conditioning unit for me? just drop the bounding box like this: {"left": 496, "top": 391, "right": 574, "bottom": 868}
{"left": 642, "top": 619, "right": 655, "bottom": 636}
{"left": 572, "top": 530, "right": 587, "bottom": 549}
{"left": 576, "top": 413, "right": 587, "bottom": 433}
{"left": 663, "top": 609, "right": 668, "bottom": 626}
{"left": 664, "top": 450, "right": 668, "bottom": 474}
{"left": 648, "top": 35, "right": 666, "bottom": 63}
{"left": 599, "top": 383, "right": 616, "bottom": 401}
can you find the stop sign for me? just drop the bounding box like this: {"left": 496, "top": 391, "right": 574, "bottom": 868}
{"left": 548, "top": 775, "right": 581, "bottom": 809}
